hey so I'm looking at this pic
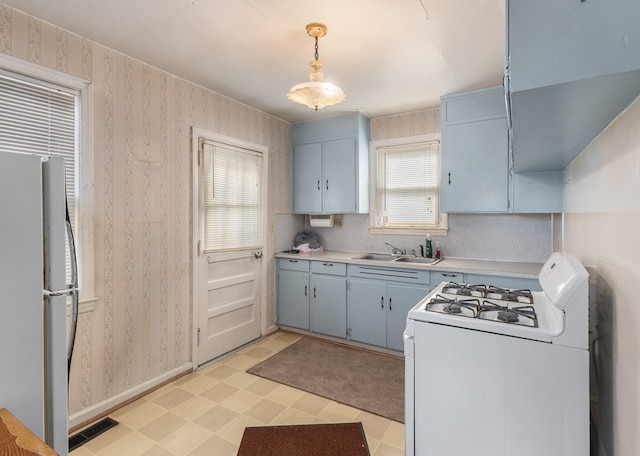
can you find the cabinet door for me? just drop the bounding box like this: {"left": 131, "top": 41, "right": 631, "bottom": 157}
{"left": 277, "top": 270, "right": 309, "bottom": 329}
{"left": 292, "top": 142, "right": 322, "bottom": 213}
{"left": 310, "top": 275, "right": 347, "bottom": 338}
{"left": 386, "top": 284, "right": 429, "bottom": 351}
{"left": 347, "top": 279, "right": 387, "bottom": 347}
{"left": 323, "top": 138, "right": 357, "bottom": 213}
{"left": 443, "top": 117, "right": 509, "bottom": 212}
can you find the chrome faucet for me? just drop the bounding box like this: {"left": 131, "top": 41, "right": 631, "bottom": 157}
{"left": 385, "top": 241, "right": 405, "bottom": 256}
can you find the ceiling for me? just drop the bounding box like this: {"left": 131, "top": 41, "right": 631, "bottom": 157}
{"left": 4, "top": 0, "right": 506, "bottom": 123}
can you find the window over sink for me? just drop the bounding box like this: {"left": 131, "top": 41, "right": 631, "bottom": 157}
{"left": 369, "top": 134, "right": 448, "bottom": 235}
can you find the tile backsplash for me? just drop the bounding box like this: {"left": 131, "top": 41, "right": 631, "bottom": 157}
{"left": 276, "top": 212, "right": 553, "bottom": 264}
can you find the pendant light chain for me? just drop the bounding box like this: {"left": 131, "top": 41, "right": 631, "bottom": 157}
{"left": 314, "top": 35, "right": 319, "bottom": 61}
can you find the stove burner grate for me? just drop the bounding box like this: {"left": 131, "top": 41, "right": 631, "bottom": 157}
{"left": 426, "top": 295, "right": 480, "bottom": 318}
{"left": 497, "top": 309, "right": 520, "bottom": 323}
{"left": 479, "top": 301, "right": 538, "bottom": 327}
{"left": 442, "top": 282, "right": 487, "bottom": 298}
{"left": 486, "top": 286, "right": 533, "bottom": 304}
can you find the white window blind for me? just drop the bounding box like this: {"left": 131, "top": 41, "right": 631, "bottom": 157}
{"left": 376, "top": 141, "right": 440, "bottom": 227}
{"left": 0, "top": 71, "right": 78, "bottom": 281}
{"left": 202, "top": 140, "right": 263, "bottom": 252}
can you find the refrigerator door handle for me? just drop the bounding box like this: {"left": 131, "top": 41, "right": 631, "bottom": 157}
{"left": 64, "top": 202, "right": 79, "bottom": 373}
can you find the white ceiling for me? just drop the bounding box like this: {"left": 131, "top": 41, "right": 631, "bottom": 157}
{"left": 4, "top": 0, "right": 506, "bottom": 123}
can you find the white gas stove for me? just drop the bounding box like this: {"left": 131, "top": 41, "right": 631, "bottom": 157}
{"left": 404, "top": 252, "right": 590, "bottom": 456}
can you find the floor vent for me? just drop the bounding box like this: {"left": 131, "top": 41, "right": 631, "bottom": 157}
{"left": 68, "top": 417, "right": 118, "bottom": 451}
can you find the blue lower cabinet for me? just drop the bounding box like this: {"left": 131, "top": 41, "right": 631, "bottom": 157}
{"left": 277, "top": 269, "right": 309, "bottom": 330}
{"left": 385, "top": 284, "right": 431, "bottom": 351}
{"left": 347, "top": 279, "right": 387, "bottom": 347}
{"left": 310, "top": 274, "right": 347, "bottom": 338}
{"left": 347, "top": 279, "right": 429, "bottom": 350}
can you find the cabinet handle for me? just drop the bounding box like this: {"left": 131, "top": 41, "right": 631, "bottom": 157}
{"left": 288, "top": 259, "right": 298, "bottom": 263}
{"left": 381, "top": 296, "right": 384, "bottom": 309}
{"left": 305, "top": 285, "right": 308, "bottom": 296}
{"left": 314, "top": 287, "right": 317, "bottom": 299}
{"left": 448, "top": 172, "right": 451, "bottom": 185}
{"left": 326, "top": 179, "right": 329, "bottom": 190}
{"left": 389, "top": 297, "right": 393, "bottom": 311}
{"left": 442, "top": 273, "right": 458, "bottom": 278}
{"left": 317, "top": 179, "right": 320, "bottom": 191}
{"left": 323, "top": 263, "right": 334, "bottom": 267}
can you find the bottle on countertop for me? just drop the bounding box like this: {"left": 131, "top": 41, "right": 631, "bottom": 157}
{"left": 434, "top": 242, "right": 441, "bottom": 259}
{"left": 425, "top": 234, "right": 432, "bottom": 259}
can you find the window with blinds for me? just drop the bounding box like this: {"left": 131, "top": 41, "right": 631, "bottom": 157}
{"left": 0, "top": 71, "right": 79, "bottom": 281}
{"left": 202, "top": 140, "right": 263, "bottom": 252}
{"left": 376, "top": 141, "right": 441, "bottom": 228}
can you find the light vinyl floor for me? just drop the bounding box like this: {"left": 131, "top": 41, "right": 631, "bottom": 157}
{"left": 70, "top": 331, "right": 405, "bottom": 456}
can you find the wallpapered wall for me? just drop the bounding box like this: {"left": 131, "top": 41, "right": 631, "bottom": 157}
{"left": 0, "top": 4, "right": 291, "bottom": 425}
{"left": 563, "top": 95, "right": 640, "bottom": 456}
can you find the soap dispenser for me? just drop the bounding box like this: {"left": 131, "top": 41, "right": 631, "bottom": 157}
{"left": 425, "top": 234, "right": 433, "bottom": 259}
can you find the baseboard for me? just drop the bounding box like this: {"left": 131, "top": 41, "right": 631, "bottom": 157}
{"left": 277, "top": 326, "right": 404, "bottom": 358}
{"left": 263, "top": 324, "right": 279, "bottom": 336}
{"left": 68, "top": 362, "right": 193, "bottom": 431}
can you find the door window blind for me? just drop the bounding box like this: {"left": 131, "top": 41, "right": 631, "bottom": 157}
{"left": 202, "top": 140, "right": 263, "bottom": 252}
{"left": 376, "top": 141, "right": 440, "bottom": 227}
{"left": 0, "top": 71, "right": 79, "bottom": 281}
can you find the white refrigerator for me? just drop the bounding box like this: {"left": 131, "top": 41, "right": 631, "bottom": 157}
{"left": 0, "top": 151, "right": 78, "bottom": 455}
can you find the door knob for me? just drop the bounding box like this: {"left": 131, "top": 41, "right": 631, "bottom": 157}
{"left": 254, "top": 251, "right": 263, "bottom": 259}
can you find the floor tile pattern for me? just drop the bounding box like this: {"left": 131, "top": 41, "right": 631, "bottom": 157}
{"left": 70, "top": 331, "right": 405, "bottom": 455}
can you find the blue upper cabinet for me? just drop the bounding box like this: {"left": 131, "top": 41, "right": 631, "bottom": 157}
{"left": 507, "top": 0, "right": 640, "bottom": 172}
{"left": 441, "top": 86, "right": 510, "bottom": 213}
{"left": 441, "top": 86, "right": 562, "bottom": 213}
{"left": 291, "top": 112, "right": 370, "bottom": 214}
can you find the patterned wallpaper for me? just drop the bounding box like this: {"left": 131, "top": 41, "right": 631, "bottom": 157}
{"left": 370, "top": 107, "right": 440, "bottom": 140}
{"left": 0, "top": 4, "right": 291, "bottom": 424}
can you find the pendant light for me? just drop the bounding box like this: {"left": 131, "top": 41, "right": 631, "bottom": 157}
{"left": 287, "top": 23, "right": 346, "bottom": 111}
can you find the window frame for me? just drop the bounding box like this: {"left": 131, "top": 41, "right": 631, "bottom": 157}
{"left": 0, "top": 54, "right": 95, "bottom": 313}
{"left": 369, "top": 133, "right": 448, "bottom": 235}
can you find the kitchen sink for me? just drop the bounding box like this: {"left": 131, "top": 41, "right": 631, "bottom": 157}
{"left": 394, "top": 256, "right": 443, "bottom": 265}
{"left": 353, "top": 253, "right": 443, "bottom": 265}
{"left": 353, "top": 253, "right": 398, "bottom": 261}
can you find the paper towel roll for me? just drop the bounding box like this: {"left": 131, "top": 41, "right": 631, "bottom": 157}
{"left": 309, "top": 214, "right": 334, "bottom": 227}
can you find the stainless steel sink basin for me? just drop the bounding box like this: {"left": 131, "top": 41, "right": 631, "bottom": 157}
{"left": 353, "top": 253, "right": 443, "bottom": 265}
{"left": 394, "top": 256, "right": 443, "bottom": 265}
{"left": 353, "top": 253, "right": 398, "bottom": 261}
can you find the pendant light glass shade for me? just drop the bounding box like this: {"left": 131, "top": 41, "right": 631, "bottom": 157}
{"left": 287, "top": 23, "right": 346, "bottom": 111}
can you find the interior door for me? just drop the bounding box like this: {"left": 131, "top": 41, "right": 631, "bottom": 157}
{"left": 196, "top": 137, "right": 264, "bottom": 366}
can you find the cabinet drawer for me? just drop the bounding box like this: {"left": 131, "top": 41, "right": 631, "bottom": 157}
{"left": 348, "top": 264, "right": 430, "bottom": 285}
{"left": 311, "top": 261, "right": 346, "bottom": 276}
{"left": 278, "top": 258, "right": 310, "bottom": 272}
{"left": 430, "top": 270, "right": 465, "bottom": 285}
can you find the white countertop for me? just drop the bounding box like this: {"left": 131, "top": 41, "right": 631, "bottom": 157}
{"left": 275, "top": 250, "right": 543, "bottom": 279}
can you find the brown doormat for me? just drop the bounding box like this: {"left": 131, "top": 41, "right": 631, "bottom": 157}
{"left": 247, "top": 337, "right": 404, "bottom": 423}
{"left": 238, "top": 422, "right": 370, "bottom": 456}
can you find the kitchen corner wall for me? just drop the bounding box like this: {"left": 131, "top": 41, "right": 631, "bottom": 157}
{"left": 0, "top": 5, "right": 291, "bottom": 425}
{"left": 277, "top": 108, "right": 553, "bottom": 264}
{"left": 563, "top": 94, "right": 640, "bottom": 456}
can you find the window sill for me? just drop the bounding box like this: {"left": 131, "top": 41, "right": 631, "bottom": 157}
{"left": 66, "top": 296, "right": 97, "bottom": 316}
